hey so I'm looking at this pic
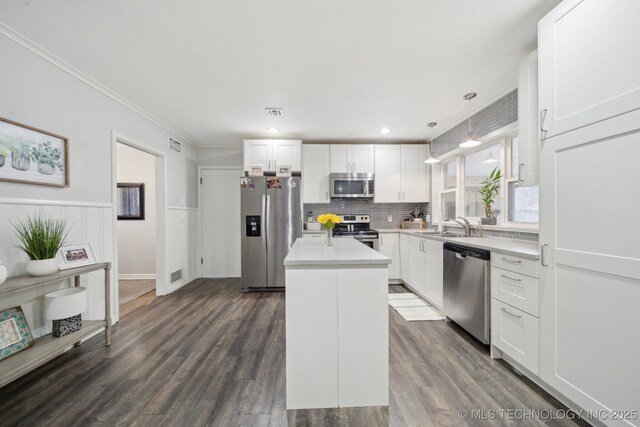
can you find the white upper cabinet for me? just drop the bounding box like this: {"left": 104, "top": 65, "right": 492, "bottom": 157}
{"left": 243, "top": 140, "right": 302, "bottom": 171}
{"left": 350, "top": 145, "right": 375, "bottom": 174}
{"left": 373, "top": 145, "right": 402, "bottom": 202}
{"left": 272, "top": 140, "right": 302, "bottom": 172}
{"left": 538, "top": 0, "right": 640, "bottom": 140}
{"left": 374, "top": 145, "right": 428, "bottom": 203}
{"left": 400, "top": 145, "right": 428, "bottom": 203}
{"left": 517, "top": 50, "right": 539, "bottom": 186}
{"left": 330, "top": 145, "right": 374, "bottom": 174}
{"left": 302, "top": 144, "right": 331, "bottom": 203}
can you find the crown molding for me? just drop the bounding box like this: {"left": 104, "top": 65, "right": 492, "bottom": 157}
{"left": 0, "top": 21, "right": 198, "bottom": 148}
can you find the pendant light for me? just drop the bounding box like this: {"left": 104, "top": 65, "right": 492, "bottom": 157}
{"left": 459, "top": 92, "right": 482, "bottom": 148}
{"left": 424, "top": 122, "right": 440, "bottom": 164}
{"left": 481, "top": 153, "right": 499, "bottom": 164}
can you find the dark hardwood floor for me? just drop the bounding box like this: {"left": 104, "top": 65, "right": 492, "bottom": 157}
{"left": 0, "top": 279, "right": 585, "bottom": 426}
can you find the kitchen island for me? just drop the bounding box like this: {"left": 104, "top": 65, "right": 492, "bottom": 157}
{"left": 283, "top": 237, "right": 391, "bottom": 410}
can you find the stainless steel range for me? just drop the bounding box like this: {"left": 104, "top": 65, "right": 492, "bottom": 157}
{"left": 332, "top": 215, "right": 379, "bottom": 251}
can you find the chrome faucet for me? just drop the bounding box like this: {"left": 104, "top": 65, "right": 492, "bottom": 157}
{"left": 452, "top": 217, "right": 472, "bottom": 236}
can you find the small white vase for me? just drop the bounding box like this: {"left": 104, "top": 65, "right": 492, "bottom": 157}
{"left": 25, "top": 258, "right": 59, "bottom": 277}
{"left": 0, "top": 261, "right": 7, "bottom": 284}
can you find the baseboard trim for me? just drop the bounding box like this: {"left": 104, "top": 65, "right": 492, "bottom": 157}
{"left": 118, "top": 274, "right": 156, "bottom": 280}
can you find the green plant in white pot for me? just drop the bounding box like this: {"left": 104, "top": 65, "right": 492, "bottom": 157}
{"left": 479, "top": 167, "right": 502, "bottom": 225}
{"left": 13, "top": 215, "right": 69, "bottom": 276}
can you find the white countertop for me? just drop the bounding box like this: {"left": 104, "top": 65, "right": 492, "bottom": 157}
{"left": 383, "top": 229, "right": 539, "bottom": 259}
{"left": 284, "top": 237, "right": 391, "bottom": 267}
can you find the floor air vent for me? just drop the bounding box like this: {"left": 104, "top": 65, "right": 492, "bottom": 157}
{"left": 170, "top": 269, "right": 183, "bottom": 283}
{"left": 168, "top": 138, "right": 182, "bottom": 153}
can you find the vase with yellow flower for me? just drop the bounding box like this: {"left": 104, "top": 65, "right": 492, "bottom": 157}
{"left": 316, "top": 213, "right": 342, "bottom": 246}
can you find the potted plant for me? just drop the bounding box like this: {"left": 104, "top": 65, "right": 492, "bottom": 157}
{"left": 479, "top": 167, "right": 502, "bottom": 225}
{"left": 0, "top": 146, "right": 7, "bottom": 167}
{"left": 8, "top": 141, "right": 32, "bottom": 171}
{"left": 31, "top": 141, "right": 63, "bottom": 175}
{"left": 13, "top": 215, "right": 69, "bottom": 276}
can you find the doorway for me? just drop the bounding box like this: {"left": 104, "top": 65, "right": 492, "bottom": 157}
{"left": 114, "top": 141, "right": 161, "bottom": 318}
{"left": 200, "top": 167, "right": 242, "bottom": 277}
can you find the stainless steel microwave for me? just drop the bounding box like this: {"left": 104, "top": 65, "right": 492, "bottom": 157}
{"left": 329, "top": 173, "right": 375, "bottom": 198}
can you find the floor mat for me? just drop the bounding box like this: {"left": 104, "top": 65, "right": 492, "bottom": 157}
{"left": 388, "top": 292, "right": 445, "bottom": 321}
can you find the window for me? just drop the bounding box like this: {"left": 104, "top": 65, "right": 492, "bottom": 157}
{"left": 441, "top": 160, "right": 457, "bottom": 220}
{"left": 464, "top": 144, "right": 502, "bottom": 220}
{"left": 506, "top": 136, "right": 539, "bottom": 224}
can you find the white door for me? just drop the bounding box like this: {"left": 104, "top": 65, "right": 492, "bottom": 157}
{"left": 538, "top": 0, "right": 640, "bottom": 140}
{"left": 351, "top": 145, "right": 375, "bottom": 174}
{"left": 200, "top": 168, "right": 242, "bottom": 277}
{"left": 425, "top": 239, "right": 443, "bottom": 309}
{"left": 401, "top": 145, "right": 428, "bottom": 203}
{"left": 302, "top": 144, "right": 331, "bottom": 203}
{"left": 539, "top": 110, "right": 640, "bottom": 418}
{"left": 330, "top": 145, "right": 350, "bottom": 173}
{"left": 244, "top": 140, "right": 272, "bottom": 171}
{"left": 374, "top": 145, "right": 401, "bottom": 203}
{"left": 379, "top": 233, "right": 400, "bottom": 280}
{"left": 273, "top": 140, "right": 302, "bottom": 172}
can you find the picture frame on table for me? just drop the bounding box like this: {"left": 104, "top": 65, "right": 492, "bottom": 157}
{"left": 0, "top": 116, "right": 69, "bottom": 187}
{"left": 58, "top": 242, "right": 98, "bottom": 270}
{"left": 0, "top": 307, "right": 35, "bottom": 361}
{"left": 276, "top": 165, "right": 292, "bottom": 177}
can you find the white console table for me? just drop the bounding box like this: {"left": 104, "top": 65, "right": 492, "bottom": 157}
{"left": 0, "top": 262, "right": 112, "bottom": 388}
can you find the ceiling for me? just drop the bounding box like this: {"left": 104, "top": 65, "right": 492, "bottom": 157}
{"left": 0, "top": 0, "right": 559, "bottom": 147}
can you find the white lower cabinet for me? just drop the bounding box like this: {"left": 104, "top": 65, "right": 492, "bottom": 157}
{"left": 397, "top": 233, "right": 445, "bottom": 309}
{"left": 491, "top": 299, "right": 539, "bottom": 375}
{"left": 378, "top": 233, "right": 400, "bottom": 280}
{"left": 424, "top": 239, "right": 443, "bottom": 310}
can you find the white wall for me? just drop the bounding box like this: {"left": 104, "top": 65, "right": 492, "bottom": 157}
{"left": 196, "top": 146, "right": 243, "bottom": 168}
{"left": 116, "top": 144, "right": 156, "bottom": 278}
{"left": 0, "top": 30, "right": 199, "bottom": 329}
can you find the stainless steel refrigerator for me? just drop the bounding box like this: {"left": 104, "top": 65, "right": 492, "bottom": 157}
{"left": 240, "top": 176, "right": 302, "bottom": 290}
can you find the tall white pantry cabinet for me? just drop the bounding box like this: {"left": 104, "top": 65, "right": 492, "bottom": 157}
{"left": 538, "top": 0, "right": 640, "bottom": 423}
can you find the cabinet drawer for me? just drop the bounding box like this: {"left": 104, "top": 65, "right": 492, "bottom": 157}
{"left": 491, "top": 299, "right": 539, "bottom": 375}
{"left": 491, "top": 267, "right": 538, "bottom": 317}
{"left": 491, "top": 253, "right": 538, "bottom": 278}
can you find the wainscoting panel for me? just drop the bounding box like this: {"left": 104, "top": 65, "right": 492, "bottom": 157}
{"left": 166, "top": 207, "right": 199, "bottom": 293}
{"left": 0, "top": 201, "right": 114, "bottom": 338}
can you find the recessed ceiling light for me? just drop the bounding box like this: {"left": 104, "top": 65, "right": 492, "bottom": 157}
{"left": 380, "top": 127, "right": 391, "bottom": 134}
{"left": 267, "top": 128, "right": 280, "bottom": 133}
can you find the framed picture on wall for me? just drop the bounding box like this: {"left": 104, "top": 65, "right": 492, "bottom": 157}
{"left": 58, "top": 242, "right": 98, "bottom": 270}
{"left": 0, "top": 117, "right": 69, "bottom": 187}
{"left": 117, "top": 183, "right": 145, "bottom": 220}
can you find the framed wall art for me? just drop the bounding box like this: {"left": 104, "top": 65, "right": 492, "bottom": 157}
{"left": 0, "top": 117, "right": 69, "bottom": 187}
{"left": 117, "top": 183, "right": 145, "bottom": 220}
{"left": 58, "top": 242, "right": 98, "bottom": 270}
{"left": 0, "top": 307, "right": 35, "bottom": 361}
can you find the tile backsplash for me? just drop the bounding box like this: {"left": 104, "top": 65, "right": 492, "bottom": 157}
{"left": 304, "top": 201, "right": 429, "bottom": 230}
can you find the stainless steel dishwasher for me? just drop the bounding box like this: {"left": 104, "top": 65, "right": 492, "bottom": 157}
{"left": 443, "top": 242, "right": 491, "bottom": 344}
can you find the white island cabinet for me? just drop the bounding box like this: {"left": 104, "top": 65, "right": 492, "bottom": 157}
{"left": 283, "top": 237, "right": 390, "bottom": 410}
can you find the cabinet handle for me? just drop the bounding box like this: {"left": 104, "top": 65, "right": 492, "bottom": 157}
{"left": 518, "top": 163, "right": 524, "bottom": 183}
{"left": 500, "top": 257, "right": 522, "bottom": 264}
{"left": 540, "top": 109, "right": 548, "bottom": 139}
{"left": 402, "top": 192, "right": 405, "bottom": 200}
{"left": 397, "top": 192, "right": 400, "bottom": 201}
{"left": 501, "top": 308, "right": 522, "bottom": 319}
{"left": 353, "top": 162, "right": 356, "bottom": 172}
{"left": 273, "top": 160, "right": 276, "bottom": 171}
{"left": 500, "top": 274, "right": 523, "bottom": 283}
{"left": 269, "top": 160, "right": 271, "bottom": 170}
{"left": 381, "top": 235, "right": 384, "bottom": 245}
{"left": 540, "top": 244, "right": 549, "bottom": 267}
{"left": 326, "top": 191, "right": 329, "bottom": 201}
